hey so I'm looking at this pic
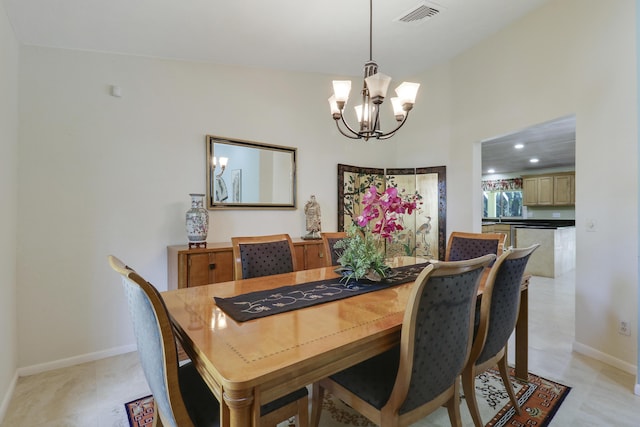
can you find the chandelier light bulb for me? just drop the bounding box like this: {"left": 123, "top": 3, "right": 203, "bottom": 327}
{"left": 354, "top": 104, "right": 371, "bottom": 124}
{"left": 328, "top": 96, "right": 341, "bottom": 117}
{"left": 395, "top": 82, "right": 420, "bottom": 107}
{"left": 365, "top": 72, "right": 392, "bottom": 100}
{"left": 390, "top": 97, "right": 406, "bottom": 120}
{"left": 332, "top": 80, "right": 352, "bottom": 104}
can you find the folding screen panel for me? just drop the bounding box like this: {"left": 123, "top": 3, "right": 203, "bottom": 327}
{"left": 337, "top": 164, "right": 446, "bottom": 261}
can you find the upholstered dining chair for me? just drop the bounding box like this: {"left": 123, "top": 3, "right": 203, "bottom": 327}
{"left": 108, "top": 255, "right": 309, "bottom": 427}
{"left": 231, "top": 233, "right": 299, "bottom": 280}
{"left": 310, "top": 254, "right": 497, "bottom": 427}
{"left": 461, "top": 244, "right": 539, "bottom": 427}
{"left": 445, "top": 231, "right": 507, "bottom": 262}
{"left": 320, "top": 231, "right": 347, "bottom": 267}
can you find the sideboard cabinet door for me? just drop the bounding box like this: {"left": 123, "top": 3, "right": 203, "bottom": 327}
{"left": 168, "top": 244, "right": 234, "bottom": 289}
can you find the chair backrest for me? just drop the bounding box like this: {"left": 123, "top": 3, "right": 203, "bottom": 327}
{"left": 388, "top": 254, "right": 496, "bottom": 414}
{"left": 231, "top": 234, "right": 299, "bottom": 280}
{"left": 469, "top": 244, "right": 539, "bottom": 366}
{"left": 108, "top": 255, "right": 194, "bottom": 427}
{"left": 321, "top": 231, "right": 347, "bottom": 267}
{"left": 445, "top": 231, "right": 507, "bottom": 262}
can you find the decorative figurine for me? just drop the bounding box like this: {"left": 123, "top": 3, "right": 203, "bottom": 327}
{"left": 303, "top": 195, "right": 321, "bottom": 240}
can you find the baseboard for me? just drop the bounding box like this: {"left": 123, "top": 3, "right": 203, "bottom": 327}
{"left": 0, "top": 371, "right": 18, "bottom": 424}
{"left": 17, "top": 344, "right": 137, "bottom": 377}
{"left": 572, "top": 341, "right": 637, "bottom": 376}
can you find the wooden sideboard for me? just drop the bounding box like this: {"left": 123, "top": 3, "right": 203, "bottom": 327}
{"left": 167, "top": 238, "right": 326, "bottom": 289}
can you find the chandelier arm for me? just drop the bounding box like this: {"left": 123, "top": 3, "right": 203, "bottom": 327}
{"left": 335, "top": 119, "right": 363, "bottom": 140}
{"left": 376, "top": 112, "right": 410, "bottom": 140}
{"left": 339, "top": 113, "right": 368, "bottom": 139}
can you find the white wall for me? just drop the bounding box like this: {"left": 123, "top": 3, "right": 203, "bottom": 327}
{"left": 16, "top": 47, "right": 398, "bottom": 368}
{"left": 0, "top": 0, "right": 19, "bottom": 417}
{"left": 403, "top": 0, "right": 639, "bottom": 371}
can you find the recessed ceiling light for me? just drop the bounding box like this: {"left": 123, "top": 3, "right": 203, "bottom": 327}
{"left": 488, "top": 168, "right": 495, "bottom": 173}
{"left": 529, "top": 158, "right": 539, "bottom": 163}
{"left": 514, "top": 143, "right": 524, "bottom": 149}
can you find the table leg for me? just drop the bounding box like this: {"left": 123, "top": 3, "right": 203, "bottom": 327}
{"left": 514, "top": 287, "right": 528, "bottom": 380}
{"left": 223, "top": 389, "right": 254, "bottom": 427}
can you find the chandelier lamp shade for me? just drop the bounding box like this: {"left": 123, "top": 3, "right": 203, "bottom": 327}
{"left": 328, "top": 0, "right": 420, "bottom": 141}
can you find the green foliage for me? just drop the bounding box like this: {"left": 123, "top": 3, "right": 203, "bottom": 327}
{"left": 334, "top": 224, "right": 390, "bottom": 283}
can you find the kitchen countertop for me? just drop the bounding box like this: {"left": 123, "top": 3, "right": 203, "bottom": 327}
{"left": 482, "top": 219, "right": 575, "bottom": 228}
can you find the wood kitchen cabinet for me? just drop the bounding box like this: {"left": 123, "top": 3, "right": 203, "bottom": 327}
{"left": 522, "top": 177, "right": 539, "bottom": 206}
{"left": 553, "top": 174, "right": 574, "bottom": 205}
{"left": 168, "top": 238, "right": 326, "bottom": 289}
{"left": 522, "top": 172, "right": 574, "bottom": 206}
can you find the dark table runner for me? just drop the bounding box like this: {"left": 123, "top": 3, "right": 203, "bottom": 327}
{"left": 215, "top": 262, "right": 430, "bottom": 322}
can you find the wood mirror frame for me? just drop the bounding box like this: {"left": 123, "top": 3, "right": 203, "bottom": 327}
{"left": 206, "top": 135, "right": 297, "bottom": 210}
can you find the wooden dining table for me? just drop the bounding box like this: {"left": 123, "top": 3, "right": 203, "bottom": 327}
{"left": 161, "top": 256, "right": 531, "bottom": 427}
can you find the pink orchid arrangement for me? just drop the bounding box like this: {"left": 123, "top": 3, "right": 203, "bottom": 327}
{"left": 356, "top": 186, "right": 419, "bottom": 241}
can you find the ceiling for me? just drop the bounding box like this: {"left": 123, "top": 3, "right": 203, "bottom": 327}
{"left": 5, "top": 0, "right": 570, "bottom": 174}
{"left": 3, "top": 0, "right": 550, "bottom": 79}
{"left": 481, "top": 115, "right": 576, "bottom": 175}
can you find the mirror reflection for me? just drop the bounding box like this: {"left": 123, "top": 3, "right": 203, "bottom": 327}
{"left": 206, "top": 135, "right": 297, "bottom": 209}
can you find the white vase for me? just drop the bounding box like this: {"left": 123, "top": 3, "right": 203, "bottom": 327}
{"left": 185, "top": 193, "right": 209, "bottom": 244}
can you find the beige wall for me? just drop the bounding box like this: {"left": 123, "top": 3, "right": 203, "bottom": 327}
{"left": 0, "top": 0, "right": 19, "bottom": 417}
{"left": 16, "top": 47, "right": 399, "bottom": 368}
{"left": 404, "top": 0, "right": 639, "bottom": 370}
{"left": 3, "top": 0, "right": 638, "bottom": 404}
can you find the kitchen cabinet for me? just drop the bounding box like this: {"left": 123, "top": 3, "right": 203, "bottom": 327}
{"left": 553, "top": 174, "right": 574, "bottom": 205}
{"left": 514, "top": 226, "right": 575, "bottom": 277}
{"left": 522, "top": 178, "right": 539, "bottom": 206}
{"left": 522, "top": 172, "right": 574, "bottom": 206}
{"left": 168, "top": 238, "right": 326, "bottom": 289}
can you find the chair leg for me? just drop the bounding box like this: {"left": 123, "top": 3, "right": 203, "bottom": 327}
{"left": 445, "top": 378, "right": 463, "bottom": 427}
{"left": 297, "top": 393, "right": 309, "bottom": 427}
{"left": 309, "top": 383, "right": 324, "bottom": 427}
{"left": 497, "top": 346, "right": 521, "bottom": 416}
{"left": 462, "top": 367, "right": 483, "bottom": 427}
{"left": 152, "top": 404, "right": 164, "bottom": 427}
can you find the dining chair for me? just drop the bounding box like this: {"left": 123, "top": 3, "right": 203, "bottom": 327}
{"left": 461, "top": 244, "right": 539, "bottom": 427}
{"left": 444, "top": 231, "right": 507, "bottom": 262}
{"left": 108, "top": 255, "right": 309, "bottom": 427}
{"left": 231, "top": 233, "right": 299, "bottom": 280}
{"left": 320, "top": 231, "right": 347, "bottom": 267}
{"left": 310, "top": 253, "right": 497, "bottom": 427}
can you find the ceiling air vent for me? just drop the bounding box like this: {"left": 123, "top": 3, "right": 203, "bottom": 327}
{"left": 395, "top": 1, "right": 444, "bottom": 24}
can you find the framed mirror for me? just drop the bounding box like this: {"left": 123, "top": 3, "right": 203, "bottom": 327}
{"left": 206, "top": 135, "right": 297, "bottom": 209}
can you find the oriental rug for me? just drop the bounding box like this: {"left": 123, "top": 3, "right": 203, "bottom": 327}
{"left": 125, "top": 369, "right": 570, "bottom": 427}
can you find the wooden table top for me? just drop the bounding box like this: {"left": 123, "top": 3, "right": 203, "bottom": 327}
{"left": 162, "top": 257, "right": 427, "bottom": 395}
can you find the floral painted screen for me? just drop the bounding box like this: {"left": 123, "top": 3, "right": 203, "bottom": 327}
{"left": 337, "top": 164, "right": 446, "bottom": 261}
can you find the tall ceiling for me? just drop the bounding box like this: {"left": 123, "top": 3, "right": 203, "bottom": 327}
{"left": 481, "top": 116, "right": 576, "bottom": 175}
{"left": 5, "top": 0, "right": 570, "bottom": 174}
{"left": 4, "top": 0, "right": 550, "bottom": 78}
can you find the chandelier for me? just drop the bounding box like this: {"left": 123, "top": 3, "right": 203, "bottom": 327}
{"left": 328, "top": 0, "right": 420, "bottom": 141}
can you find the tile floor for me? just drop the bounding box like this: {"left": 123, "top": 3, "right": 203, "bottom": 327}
{"left": 2, "top": 269, "right": 640, "bottom": 426}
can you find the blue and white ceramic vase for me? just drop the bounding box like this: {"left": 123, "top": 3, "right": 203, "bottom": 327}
{"left": 185, "top": 193, "right": 209, "bottom": 244}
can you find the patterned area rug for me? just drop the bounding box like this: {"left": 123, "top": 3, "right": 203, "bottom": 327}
{"left": 125, "top": 369, "right": 570, "bottom": 427}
